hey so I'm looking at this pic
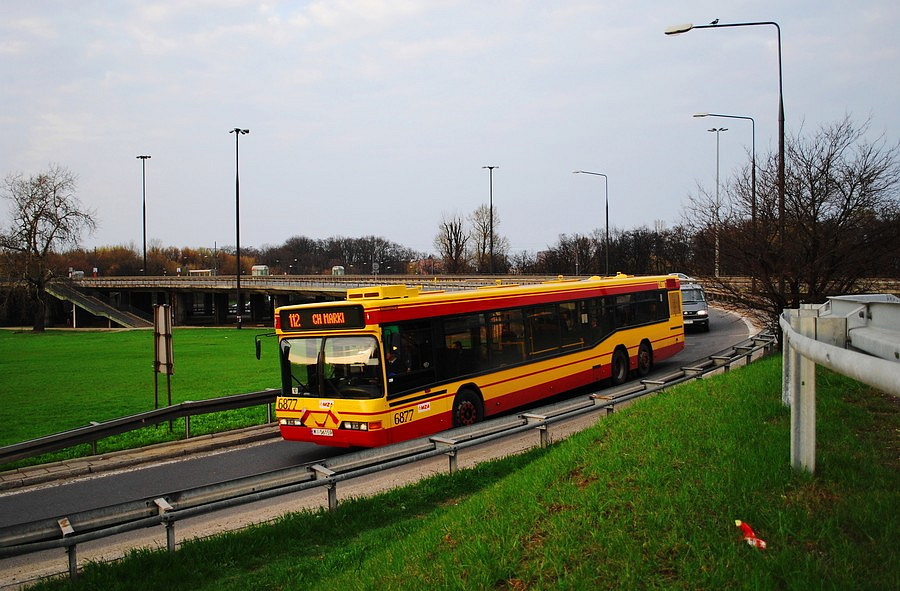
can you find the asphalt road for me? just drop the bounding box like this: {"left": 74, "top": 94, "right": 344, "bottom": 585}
{"left": 0, "top": 307, "right": 751, "bottom": 531}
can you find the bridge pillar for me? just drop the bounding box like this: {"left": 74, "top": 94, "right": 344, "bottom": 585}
{"left": 214, "top": 292, "right": 228, "bottom": 325}
{"left": 274, "top": 294, "right": 292, "bottom": 309}
{"left": 249, "top": 293, "right": 270, "bottom": 323}
{"left": 172, "top": 292, "right": 188, "bottom": 325}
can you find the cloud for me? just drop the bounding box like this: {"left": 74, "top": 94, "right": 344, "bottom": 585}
{"left": 1, "top": 1, "right": 898, "bottom": 255}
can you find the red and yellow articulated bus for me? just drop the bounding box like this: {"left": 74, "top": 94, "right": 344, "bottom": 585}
{"left": 273, "top": 274, "right": 685, "bottom": 447}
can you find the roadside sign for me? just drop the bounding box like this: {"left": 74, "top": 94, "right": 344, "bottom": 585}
{"left": 153, "top": 304, "right": 174, "bottom": 410}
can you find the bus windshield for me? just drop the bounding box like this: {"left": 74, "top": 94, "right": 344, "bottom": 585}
{"left": 280, "top": 335, "right": 385, "bottom": 400}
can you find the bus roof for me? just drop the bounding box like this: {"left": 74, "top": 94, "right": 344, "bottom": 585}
{"left": 276, "top": 274, "right": 680, "bottom": 328}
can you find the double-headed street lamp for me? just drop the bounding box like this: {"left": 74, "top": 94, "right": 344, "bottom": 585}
{"left": 229, "top": 128, "right": 249, "bottom": 329}
{"left": 572, "top": 170, "right": 610, "bottom": 276}
{"left": 136, "top": 155, "right": 151, "bottom": 275}
{"left": 706, "top": 127, "right": 728, "bottom": 277}
{"left": 694, "top": 113, "right": 756, "bottom": 232}
{"left": 482, "top": 165, "right": 499, "bottom": 274}
{"left": 666, "top": 19, "right": 785, "bottom": 300}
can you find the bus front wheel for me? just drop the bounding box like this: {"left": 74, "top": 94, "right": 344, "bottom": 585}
{"left": 610, "top": 348, "right": 629, "bottom": 386}
{"left": 452, "top": 389, "right": 483, "bottom": 427}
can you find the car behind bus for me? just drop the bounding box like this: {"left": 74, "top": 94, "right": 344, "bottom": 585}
{"left": 680, "top": 282, "right": 709, "bottom": 331}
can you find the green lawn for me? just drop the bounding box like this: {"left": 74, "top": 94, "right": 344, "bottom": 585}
{"left": 0, "top": 328, "right": 281, "bottom": 464}
{"left": 27, "top": 356, "right": 900, "bottom": 590}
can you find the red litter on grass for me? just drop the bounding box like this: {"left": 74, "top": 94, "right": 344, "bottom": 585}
{"left": 735, "top": 520, "right": 767, "bottom": 549}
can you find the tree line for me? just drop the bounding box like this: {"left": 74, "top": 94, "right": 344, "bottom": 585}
{"left": 2, "top": 116, "right": 899, "bottom": 331}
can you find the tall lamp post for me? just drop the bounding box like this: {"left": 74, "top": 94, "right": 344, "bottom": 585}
{"left": 229, "top": 128, "right": 249, "bottom": 329}
{"left": 482, "top": 165, "right": 499, "bottom": 274}
{"left": 695, "top": 112, "right": 757, "bottom": 287}
{"left": 665, "top": 19, "right": 784, "bottom": 301}
{"left": 573, "top": 170, "right": 610, "bottom": 276}
{"left": 136, "top": 155, "right": 151, "bottom": 275}
{"left": 706, "top": 127, "right": 728, "bottom": 277}
{"left": 694, "top": 113, "right": 756, "bottom": 232}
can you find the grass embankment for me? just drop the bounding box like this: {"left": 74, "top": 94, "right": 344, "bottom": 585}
{"left": 0, "top": 328, "right": 279, "bottom": 468}
{"left": 30, "top": 356, "right": 899, "bottom": 590}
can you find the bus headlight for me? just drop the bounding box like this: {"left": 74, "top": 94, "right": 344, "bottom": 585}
{"left": 280, "top": 418, "right": 304, "bottom": 427}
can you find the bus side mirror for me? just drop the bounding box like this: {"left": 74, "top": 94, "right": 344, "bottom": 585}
{"left": 255, "top": 332, "right": 276, "bottom": 360}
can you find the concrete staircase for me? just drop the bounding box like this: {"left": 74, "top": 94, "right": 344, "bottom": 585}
{"left": 46, "top": 280, "right": 152, "bottom": 328}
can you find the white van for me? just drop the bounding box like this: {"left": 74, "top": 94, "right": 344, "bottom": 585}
{"left": 681, "top": 282, "right": 709, "bottom": 331}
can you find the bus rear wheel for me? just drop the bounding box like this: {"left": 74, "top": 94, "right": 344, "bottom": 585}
{"left": 452, "top": 389, "right": 483, "bottom": 427}
{"left": 610, "top": 348, "right": 629, "bottom": 386}
{"left": 637, "top": 341, "right": 653, "bottom": 377}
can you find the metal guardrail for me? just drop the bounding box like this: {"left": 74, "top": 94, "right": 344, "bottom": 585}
{"left": 780, "top": 302, "right": 900, "bottom": 475}
{"left": 0, "top": 331, "right": 777, "bottom": 579}
{"left": 0, "top": 390, "right": 279, "bottom": 466}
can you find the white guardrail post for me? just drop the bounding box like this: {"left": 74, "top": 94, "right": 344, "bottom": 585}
{"left": 787, "top": 310, "right": 818, "bottom": 473}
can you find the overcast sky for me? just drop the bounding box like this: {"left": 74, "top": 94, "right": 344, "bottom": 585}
{"left": 3, "top": 1, "right": 898, "bottom": 257}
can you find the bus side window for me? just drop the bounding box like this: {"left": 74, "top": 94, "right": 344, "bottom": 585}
{"left": 445, "top": 339, "right": 463, "bottom": 375}
{"left": 526, "top": 305, "right": 559, "bottom": 358}
{"left": 384, "top": 321, "right": 435, "bottom": 396}
{"left": 436, "top": 313, "right": 487, "bottom": 376}
{"left": 470, "top": 314, "right": 489, "bottom": 372}
{"left": 559, "top": 302, "right": 583, "bottom": 349}
{"left": 489, "top": 309, "right": 525, "bottom": 367}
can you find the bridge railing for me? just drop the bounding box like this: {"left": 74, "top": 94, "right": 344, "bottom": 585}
{"left": 74, "top": 274, "right": 554, "bottom": 292}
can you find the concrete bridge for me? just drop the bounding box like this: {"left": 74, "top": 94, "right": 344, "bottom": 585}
{"left": 49, "top": 274, "right": 553, "bottom": 328}
{"left": 34, "top": 274, "right": 900, "bottom": 329}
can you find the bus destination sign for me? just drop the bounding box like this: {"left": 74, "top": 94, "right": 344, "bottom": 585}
{"left": 280, "top": 305, "right": 366, "bottom": 332}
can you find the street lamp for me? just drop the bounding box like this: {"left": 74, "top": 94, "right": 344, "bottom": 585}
{"left": 229, "top": 127, "right": 249, "bottom": 329}
{"left": 482, "top": 166, "right": 499, "bottom": 274}
{"left": 706, "top": 127, "right": 728, "bottom": 277}
{"left": 666, "top": 19, "right": 785, "bottom": 300}
{"left": 136, "top": 155, "right": 151, "bottom": 275}
{"left": 694, "top": 113, "right": 756, "bottom": 233}
{"left": 695, "top": 112, "right": 758, "bottom": 289}
{"left": 573, "top": 170, "right": 610, "bottom": 276}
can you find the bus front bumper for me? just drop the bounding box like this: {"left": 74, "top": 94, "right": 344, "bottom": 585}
{"left": 278, "top": 422, "right": 390, "bottom": 448}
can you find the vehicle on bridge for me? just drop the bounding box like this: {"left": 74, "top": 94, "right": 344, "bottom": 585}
{"left": 272, "top": 274, "right": 686, "bottom": 447}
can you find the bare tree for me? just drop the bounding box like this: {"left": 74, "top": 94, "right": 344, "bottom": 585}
{"left": 0, "top": 165, "right": 97, "bottom": 330}
{"left": 686, "top": 116, "right": 900, "bottom": 330}
{"left": 783, "top": 118, "right": 900, "bottom": 300}
{"left": 468, "top": 204, "right": 491, "bottom": 273}
{"left": 468, "top": 204, "right": 510, "bottom": 273}
{"left": 434, "top": 212, "right": 470, "bottom": 274}
{"left": 509, "top": 249, "right": 537, "bottom": 274}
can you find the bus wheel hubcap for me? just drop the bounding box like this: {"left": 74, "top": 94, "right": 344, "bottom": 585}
{"left": 457, "top": 401, "right": 476, "bottom": 425}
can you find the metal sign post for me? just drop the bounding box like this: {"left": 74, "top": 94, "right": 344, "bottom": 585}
{"left": 153, "top": 304, "right": 174, "bottom": 410}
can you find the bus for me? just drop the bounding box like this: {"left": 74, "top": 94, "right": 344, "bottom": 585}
{"left": 273, "top": 274, "right": 685, "bottom": 447}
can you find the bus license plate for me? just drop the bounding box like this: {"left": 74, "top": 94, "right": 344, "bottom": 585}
{"left": 311, "top": 428, "right": 333, "bottom": 437}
